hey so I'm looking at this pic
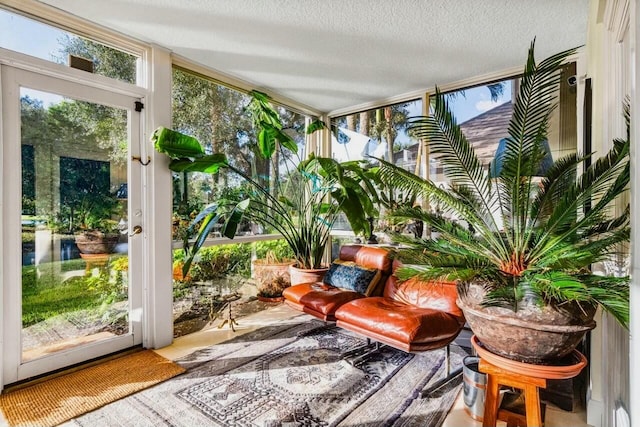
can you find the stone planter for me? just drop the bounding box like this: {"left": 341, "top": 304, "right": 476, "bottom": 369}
{"left": 289, "top": 265, "right": 329, "bottom": 286}
{"left": 458, "top": 282, "right": 596, "bottom": 364}
{"left": 75, "top": 230, "right": 119, "bottom": 254}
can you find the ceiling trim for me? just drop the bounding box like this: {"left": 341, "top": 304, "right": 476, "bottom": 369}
{"left": 328, "top": 51, "right": 583, "bottom": 118}
{"left": 172, "top": 54, "right": 322, "bottom": 118}
{"left": 328, "top": 64, "right": 522, "bottom": 118}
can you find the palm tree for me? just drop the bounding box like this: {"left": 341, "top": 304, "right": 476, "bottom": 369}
{"left": 375, "top": 40, "right": 630, "bottom": 336}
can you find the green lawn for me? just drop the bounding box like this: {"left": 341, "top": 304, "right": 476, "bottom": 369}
{"left": 22, "top": 264, "right": 110, "bottom": 327}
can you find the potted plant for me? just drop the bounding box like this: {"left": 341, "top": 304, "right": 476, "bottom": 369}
{"left": 70, "top": 189, "right": 121, "bottom": 255}
{"left": 154, "top": 92, "right": 379, "bottom": 285}
{"left": 375, "top": 41, "right": 630, "bottom": 364}
{"left": 252, "top": 241, "right": 295, "bottom": 300}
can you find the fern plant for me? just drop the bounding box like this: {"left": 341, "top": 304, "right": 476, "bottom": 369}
{"left": 376, "top": 40, "right": 630, "bottom": 328}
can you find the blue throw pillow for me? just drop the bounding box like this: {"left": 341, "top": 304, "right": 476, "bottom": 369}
{"left": 323, "top": 260, "right": 382, "bottom": 295}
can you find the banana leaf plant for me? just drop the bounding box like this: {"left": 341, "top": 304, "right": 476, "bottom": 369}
{"left": 154, "top": 108, "right": 378, "bottom": 274}
{"left": 375, "top": 40, "right": 630, "bottom": 328}
{"left": 246, "top": 90, "right": 298, "bottom": 158}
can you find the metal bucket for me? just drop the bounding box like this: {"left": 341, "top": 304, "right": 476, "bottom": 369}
{"left": 462, "top": 356, "right": 486, "bottom": 421}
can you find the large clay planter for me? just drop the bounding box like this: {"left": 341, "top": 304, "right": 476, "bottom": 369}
{"left": 289, "top": 265, "right": 329, "bottom": 286}
{"left": 458, "top": 282, "right": 596, "bottom": 364}
{"left": 252, "top": 259, "right": 294, "bottom": 297}
{"left": 75, "top": 230, "right": 119, "bottom": 254}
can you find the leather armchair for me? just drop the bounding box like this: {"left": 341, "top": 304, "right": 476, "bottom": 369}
{"left": 282, "top": 245, "right": 393, "bottom": 321}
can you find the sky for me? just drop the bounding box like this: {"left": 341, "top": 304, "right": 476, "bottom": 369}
{"left": 1, "top": 9, "right": 68, "bottom": 106}
{"left": 0, "top": 9, "right": 62, "bottom": 62}
{"left": 389, "top": 82, "right": 511, "bottom": 149}
{"left": 447, "top": 82, "right": 512, "bottom": 124}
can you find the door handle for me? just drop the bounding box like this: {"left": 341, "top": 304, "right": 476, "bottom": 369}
{"left": 129, "top": 225, "right": 143, "bottom": 237}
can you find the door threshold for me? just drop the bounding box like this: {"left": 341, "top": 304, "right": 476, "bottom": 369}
{"left": 3, "top": 345, "right": 143, "bottom": 393}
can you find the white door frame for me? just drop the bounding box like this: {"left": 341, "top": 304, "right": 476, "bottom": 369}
{"left": 1, "top": 64, "right": 144, "bottom": 384}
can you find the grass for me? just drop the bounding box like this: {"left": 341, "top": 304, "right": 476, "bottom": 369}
{"left": 22, "top": 264, "right": 110, "bottom": 327}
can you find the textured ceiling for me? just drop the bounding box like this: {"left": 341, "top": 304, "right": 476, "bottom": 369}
{"left": 38, "top": 0, "right": 589, "bottom": 113}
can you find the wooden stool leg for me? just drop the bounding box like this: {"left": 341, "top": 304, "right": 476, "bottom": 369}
{"left": 524, "top": 384, "right": 542, "bottom": 427}
{"left": 482, "top": 374, "right": 500, "bottom": 427}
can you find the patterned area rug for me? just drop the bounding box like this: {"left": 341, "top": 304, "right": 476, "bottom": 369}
{"left": 63, "top": 317, "right": 464, "bottom": 427}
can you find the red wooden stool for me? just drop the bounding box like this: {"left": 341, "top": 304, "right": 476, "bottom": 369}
{"left": 471, "top": 336, "right": 587, "bottom": 427}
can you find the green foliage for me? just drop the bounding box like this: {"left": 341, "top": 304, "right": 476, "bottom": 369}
{"left": 189, "top": 244, "right": 253, "bottom": 280}
{"left": 305, "top": 119, "right": 327, "bottom": 135}
{"left": 157, "top": 91, "right": 379, "bottom": 273}
{"left": 377, "top": 40, "right": 630, "bottom": 328}
{"left": 255, "top": 239, "right": 294, "bottom": 261}
{"left": 57, "top": 34, "right": 136, "bottom": 83}
{"left": 370, "top": 104, "right": 412, "bottom": 149}
{"left": 21, "top": 262, "right": 124, "bottom": 327}
{"left": 247, "top": 90, "right": 298, "bottom": 157}
{"left": 48, "top": 157, "right": 121, "bottom": 233}
{"left": 172, "top": 239, "right": 292, "bottom": 283}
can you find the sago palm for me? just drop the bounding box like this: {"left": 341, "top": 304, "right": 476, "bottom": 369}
{"left": 376, "top": 40, "right": 630, "bottom": 329}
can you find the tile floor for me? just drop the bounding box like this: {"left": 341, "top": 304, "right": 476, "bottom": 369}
{"left": 156, "top": 303, "right": 591, "bottom": 427}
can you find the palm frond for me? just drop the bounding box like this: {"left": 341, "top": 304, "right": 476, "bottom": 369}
{"left": 395, "top": 264, "right": 495, "bottom": 283}
{"left": 528, "top": 152, "right": 582, "bottom": 227}
{"left": 529, "top": 138, "right": 629, "bottom": 263}
{"left": 407, "top": 88, "right": 500, "bottom": 232}
{"left": 498, "top": 40, "right": 578, "bottom": 260}
{"left": 376, "top": 157, "right": 509, "bottom": 260}
{"left": 583, "top": 275, "right": 629, "bottom": 328}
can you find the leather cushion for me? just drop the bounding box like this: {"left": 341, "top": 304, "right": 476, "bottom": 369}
{"left": 383, "top": 276, "right": 464, "bottom": 323}
{"left": 340, "top": 245, "right": 392, "bottom": 273}
{"left": 283, "top": 282, "right": 363, "bottom": 316}
{"left": 323, "top": 260, "right": 382, "bottom": 295}
{"left": 335, "top": 297, "right": 462, "bottom": 345}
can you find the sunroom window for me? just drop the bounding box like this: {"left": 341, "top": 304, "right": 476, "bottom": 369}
{"left": 437, "top": 67, "right": 577, "bottom": 229}
{"left": 170, "top": 67, "right": 306, "bottom": 336}
{"left": 329, "top": 99, "right": 423, "bottom": 252}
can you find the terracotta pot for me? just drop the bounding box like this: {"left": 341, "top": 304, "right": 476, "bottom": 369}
{"left": 173, "top": 263, "right": 192, "bottom": 281}
{"left": 289, "top": 265, "right": 329, "bottom": 286}
{"left": 471, "top": 336, "right": 588, "bottom": 380}
{"left": 458, "top": 282, "right": 596, "bottom": 364}
{"left": 252, "top": 259, "right": 294, "bottom": 297}
{"left": 75, "top": 231, "right": 119, "bottom": 254}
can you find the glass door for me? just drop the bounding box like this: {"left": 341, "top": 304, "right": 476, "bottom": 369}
{"left": 2, "top": 65, "right": 143, "bottom": 383}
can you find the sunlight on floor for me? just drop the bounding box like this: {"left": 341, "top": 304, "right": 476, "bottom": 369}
{"left": 156, "top": 303, "right": 591, "bottom": 427}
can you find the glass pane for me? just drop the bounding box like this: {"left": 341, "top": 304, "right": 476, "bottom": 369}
{"left": 170, "top": 68, "right": 307, "bottom": 336}
{"left": 171, "top": 68, "right": 306, "bottom": 240}
{"left": 171, "top": 239, "right": 294, "bottom": 338}
{"left": 21, "top": 88, "right": 129, "bottom": 361}
{"left": 434, "top": 82, "right": 514, "bottom": 186}
{"left": 433, "top": 74, "right": 576, "bottom": 229}
{"left": 0, "top": 9, "right": 138, "bottom": 85}
{"left": 331, "top": 99, "right": 423, "bottom": 238}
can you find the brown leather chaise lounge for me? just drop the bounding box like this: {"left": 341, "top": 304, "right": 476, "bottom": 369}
{"left": 335, "top": 260, "right": 466, "bottom": 395}
{"left": 283, "top": 245, "right": 393, "bottom": 321}
{"left": 284, "top": 245, "right": 466, "bottom": 396}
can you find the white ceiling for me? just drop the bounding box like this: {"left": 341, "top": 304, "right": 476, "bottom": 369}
{"left": 38, "top": 0, "right": 590, "bottom": 114}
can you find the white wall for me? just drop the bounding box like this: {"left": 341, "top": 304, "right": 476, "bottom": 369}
{"left": 629, "top": 1, "right": 639, "bottom": 426}
{"left": 585, "top": 1, "right": 634, "bottom": 426}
